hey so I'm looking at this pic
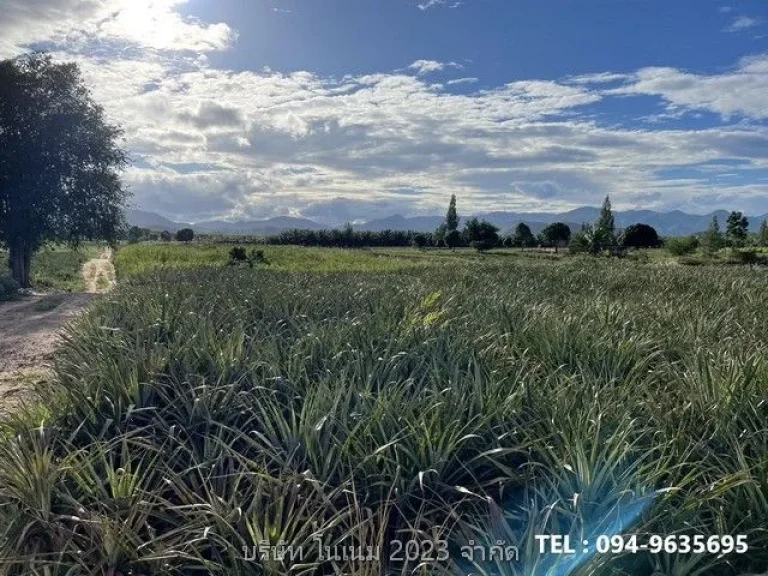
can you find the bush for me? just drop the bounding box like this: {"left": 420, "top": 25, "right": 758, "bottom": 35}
{"left": 229, "top": 246, "right": 247, "bottom": 262}
{"left": 665, "top": 235, "right": 699, "bottom": 256}
{"left": 175, "top": 228, "right": 194, "bottom": 243}
{"left": 0, "top": 275, "right": 20, "bottom": 301}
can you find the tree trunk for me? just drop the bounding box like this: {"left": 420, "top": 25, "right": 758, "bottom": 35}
{"left": 9, "top": 242, "right": 32, "bottom": 288}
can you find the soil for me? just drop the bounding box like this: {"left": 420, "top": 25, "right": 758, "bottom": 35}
{"left": 0, "top": 249, "right": 116, "bottom": 415}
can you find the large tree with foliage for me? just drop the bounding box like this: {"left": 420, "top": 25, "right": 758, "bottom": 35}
{"left": 463, "top": 217, "right": 499, "bottom": 252}
{"left": 0, "top": 55, "right": 128, "bottom": 287}
{"left": 540, "top": 222, "right": 572, "bottom": 253}
{"left": 620, "top": 223, "right": 660, "bottom": 249}
{"left": 512, "top": 222, "right": 536, "bottom": 248}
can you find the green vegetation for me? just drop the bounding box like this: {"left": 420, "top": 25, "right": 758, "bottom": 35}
{"left": 115, "top": 243, "right": 444, "bottom": 278}
{"left": 0, "top": 244, "right": 100, "bottom": 293}
{"left": 1, "top": 258, "right": 766, "bottom": 574}
{"left": 0, "top": 55, "right": 127, "bottom": 287}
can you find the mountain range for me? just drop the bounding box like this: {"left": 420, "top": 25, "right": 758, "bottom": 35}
{"left": 127, "top": 208, "right": 768, "bottom": 238}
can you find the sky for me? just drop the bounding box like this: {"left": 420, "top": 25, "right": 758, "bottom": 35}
{"left": 2, "top": 0, "right": 768, "bottom": 224}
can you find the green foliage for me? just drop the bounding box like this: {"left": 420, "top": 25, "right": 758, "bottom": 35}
{"left": 113, "top": 244, "right": 452, "bottom": 278}
{"left": 445, "top": 194, "right": 459, "bottom": 231}
{"left": 411, "top": 232, "right": 428, "bottom": 249}
{"left": 701, "top": 215, "right": 724, "bottom": 254}
{"left": 620, "top": 223, "right": 660, "bottom": 249}
{"left": 0, "top": 273, "right": 20, "bottom": 301}
{"left": 726, "top": 211, "right": 749, "bottom": 246}
{"left": 175, "top": 228, "right": 195, "bottom": 243}
{"left": 665, "top": 235, "right": 699, "bottom": 256}
{"left": 597, "top": 195, "right": 616, "bottom": 242}
{"left": 758, "top": 219, "right": 768, "bottom": 247}
{"left": 512, "top": 222, "right": 536, "bottom": 248}
{"left": 539, "top": 222, "right": 572, "bottom": 252}
{"left": 2, "top": 260, "right": 768, "bottom": 574}
{"left": 463, "top": 217, "right": 499, "bottom": 251}
{"left": 0, "top": 55, "right": 128, "bottom": 287}
{"left": 0, "top": 244, "right": 99, "bottom": 292}
{"left": 443, "top": 228, "right": 463, "bottom": 250}
{"left": 229, "top": 246, "right": 248, "bottom": 262}
{"left": 160, "top": 230, "right": 173, "bottom": 242}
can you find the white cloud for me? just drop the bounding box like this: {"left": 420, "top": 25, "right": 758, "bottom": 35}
{"left": 417, "top": 0, "right": 462, "bottom": 11}
{"left": 724, "top": 15, "right": 760, "bottom": 32}
{"left": 447, "top": 77, "right": 479, "bottom": 86}
{"left": 610, "top": 53, "right": 768, "bottom": 120}
{"left": 2, "top": 0, "right": 768, "bottom": 221}
{"left": 0, "top": 0, "right": 236, "bottom": 58}
{"left": 407, "top": 59, "right": 462, "bottom": 75}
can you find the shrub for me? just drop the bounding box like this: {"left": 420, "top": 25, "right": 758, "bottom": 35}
{"left": 665, "top": 235, "right": 699, "bottom": 256}
{"left": 0, "top": 275, "right": 20, "bottom": 301}
{"left": 175, "top": 228, "right": 195, "bottom": 243}
{"left": 229, "top": 246, "right": 247, "bottom": 262}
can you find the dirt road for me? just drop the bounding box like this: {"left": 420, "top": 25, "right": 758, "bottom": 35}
{"left": 0, "top": 249, "right": 116, "bottom": 414}
{"left": 83, "top": 247, "right": 116, "bottom": 293}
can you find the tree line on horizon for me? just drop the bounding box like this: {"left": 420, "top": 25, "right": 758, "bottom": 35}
{"left": 262, "top": 195, "right": 768, "bottom": 254}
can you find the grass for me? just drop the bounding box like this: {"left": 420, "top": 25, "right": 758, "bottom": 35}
{"left": 0, "top": 257, "right": 766, "bottom": 574}
{"left": 113, "top": 243, "right": 566, "bottom": 278}
{"left": 0, "top": 244, "right": 101, "bottom": 293}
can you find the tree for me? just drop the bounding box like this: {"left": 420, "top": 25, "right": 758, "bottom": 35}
{"left": 411, "top": 233, "right": 428, "bottom": 250}
{"left": 444, "top": 228, "right": 462, "bottom": 251}
{"left": 620, "top": 223, "right": 660, "bottom": 249}
{"left": 700, "top": 216, "right": 723, "bottom": 254}
{"left": 433, "top": 223, "right": 447, "bottom": 247}
{"left": 127, "top": 226, "right": 143, "bottom": 244}
{"left": 540, "top": 222, "right": 572, "bottom": 253}
{"left": 759, "top": 220, "right": 768, "bottom": 247}
{"left": 464, "top": 217, "right": 499, "bottom": 252}
{"left": 512, "top": 222, "right": 536, "bottom": 249}
{"left": 445, "top": 194, "right": 459, "bottom": 232}
{"left": 160, "top": 230, "right": 173, "bottom": 242}
{"left": 0, "top": 55, "right": 128, "bottom": 287}
{"left": 176, "top": 228, "right": 194, "bottom": 243}
{"left": 596, "top": 195, "right": 616, "bottom": 246}
{"left": 725, "top": 211, "right": 748, "bottom": 247}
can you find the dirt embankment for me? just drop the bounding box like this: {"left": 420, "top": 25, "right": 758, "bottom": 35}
{"left": 0, "top": 249, "right": 116, "bottom": 414}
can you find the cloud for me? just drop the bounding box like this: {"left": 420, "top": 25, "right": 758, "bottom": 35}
{"left": 2, "top": 0, "right": 768, "bottom": 221}
{"left": 0, "top": 0, "right": 236, "bottom": 58}
{"left": 447, "top": 77, "right": 479, "bottom": 86}
{"left": 417, "top": 0, "right": 462, "bottom": 11}
{"left": 408, "top": 59, "right": 462, "bottom": 75}
{"left": 608, "top": 53, "right": 768, "bottom": 120}
{"left": 724, "top": 15, "right": 760, "bottom": 32}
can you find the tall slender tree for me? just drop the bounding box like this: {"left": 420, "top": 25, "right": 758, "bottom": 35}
{"left": 596, "top": 195, "right": 616, "bottom": 244}
{"left": 445, "top": 194, "right": 459, "bottom": 232}
{"left": 0, "top": 55, "right": 128, "bottom": 287}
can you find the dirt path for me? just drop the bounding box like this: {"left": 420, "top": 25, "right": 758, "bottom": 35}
{"left": 0, "top": 248, "right": 115, "bottom": 415}
{"left": 83, "top": 247, "right": 116, "bottom": 293}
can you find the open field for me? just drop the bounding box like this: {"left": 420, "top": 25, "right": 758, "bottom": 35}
{"left": 1, "top": 255, "right": 766, "bottom": 575}
{"left": 113, "top": 243, "right": 566, "bottom": 278}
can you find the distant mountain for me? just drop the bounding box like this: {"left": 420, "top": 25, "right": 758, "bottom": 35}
{"left": 355, "top": 214, "right": 444, "bottom": 232}
{"left": 126, "top": 209, "right": 185, "bottom": 230}
{"left": 192, "top": 216, "right": 324, "bottom": 235}
{"left": 127, "top": 208, "right": 768, "bottom": 238}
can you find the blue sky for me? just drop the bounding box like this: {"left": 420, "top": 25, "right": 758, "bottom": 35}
{"left": 2, "top": 0, "right": 768, "bottom": 223}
